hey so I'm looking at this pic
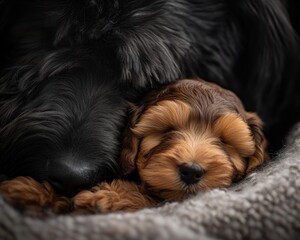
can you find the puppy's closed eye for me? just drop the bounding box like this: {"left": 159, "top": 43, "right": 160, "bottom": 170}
{"left": 121, "top": 100, "right": 191, "bottom": 175}
{"left": 131, "top": 100, "right": 191, "bottom": 136}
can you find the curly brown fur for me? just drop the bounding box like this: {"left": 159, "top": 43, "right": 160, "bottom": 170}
{"left": 73, "top": 180, "right": 156, "bottom": 213}
{"left": 0, "top": 177, "right": 155, "bottom": 213}
{"left": 0, "top": 177, "right": 72, "bottom": 213}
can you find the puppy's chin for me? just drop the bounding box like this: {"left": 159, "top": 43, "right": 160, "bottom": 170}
{"left": 136, "top": 132, "right": 236, "bottom": 201}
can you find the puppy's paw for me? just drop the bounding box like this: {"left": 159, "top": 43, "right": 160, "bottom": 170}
{"left": 0, "top": 177, "right": 49, "bottom": 206}
{"left": 73, "top": 180, "right": 155, "bottom": 213}
{"left": 73, "top": 183, "right": 123, "bottom": 213}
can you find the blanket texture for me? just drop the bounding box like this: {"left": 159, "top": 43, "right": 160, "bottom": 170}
{"left": 1, "top": 125, "right": 300, "bottom": 240}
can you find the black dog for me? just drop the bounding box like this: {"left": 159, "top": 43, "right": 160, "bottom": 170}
{"left": 0, "top": 0, "right": 299, "bottom": 196}
{"left": 0, "top": 48, "right": 127, "bottom": 196}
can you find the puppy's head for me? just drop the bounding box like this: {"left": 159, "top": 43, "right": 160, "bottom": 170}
{"left": 121, "top": 79, "right": 268, "bottom": 200}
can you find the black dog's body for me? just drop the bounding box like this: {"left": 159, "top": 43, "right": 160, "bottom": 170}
{"left": 0, "top": 0, "right": 299, "bottom": 196}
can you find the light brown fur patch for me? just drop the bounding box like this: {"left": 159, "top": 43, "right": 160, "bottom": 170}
{"left": 0, "top": 177, "right": 71, "bottom": 213}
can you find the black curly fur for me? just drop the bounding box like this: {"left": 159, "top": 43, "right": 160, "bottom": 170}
{"left": 0, "top": 0, "right": 299, "bottom": 196}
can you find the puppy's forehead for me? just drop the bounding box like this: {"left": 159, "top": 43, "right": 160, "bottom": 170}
{"left": 132, "top": 79, "right": 247, "bottom": 137}
{"left": 157, "top": 80, "right": 245, "bottom": 120}
{"left": 150, "top": 80, "right": 242, "bottom": 109}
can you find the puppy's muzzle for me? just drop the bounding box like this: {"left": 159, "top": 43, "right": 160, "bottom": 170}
{"left": 178, "top": 163, "right": 204, "bottom": 185}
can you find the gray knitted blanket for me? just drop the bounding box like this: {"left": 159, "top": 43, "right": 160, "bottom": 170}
{"left": 1, "top": 125, "right": 300, "bottom": 240}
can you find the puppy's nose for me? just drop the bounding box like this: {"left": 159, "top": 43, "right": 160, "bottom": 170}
{"left": 179, "top": 163, "right": 204, "bottom": 185}
{"left": 48, "top": 159, "right": 97, "bottom": 197}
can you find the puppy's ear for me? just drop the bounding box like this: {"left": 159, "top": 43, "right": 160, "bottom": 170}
{"left": 120, "top": 103, "right": 145, "bottom": 175}
{"left": 244, "top": 112, "right": 269, "bottom": 173}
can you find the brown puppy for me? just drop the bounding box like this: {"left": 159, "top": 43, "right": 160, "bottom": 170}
{"left": 73, "top": 79, "right": 268, "bottom": 213}
{"left": 0, "top": 79, "right": 268, "bottom": 213}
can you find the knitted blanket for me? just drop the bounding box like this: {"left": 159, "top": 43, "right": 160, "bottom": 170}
{"left": 1, "top": 124, "right": 300, "bottom": 240}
